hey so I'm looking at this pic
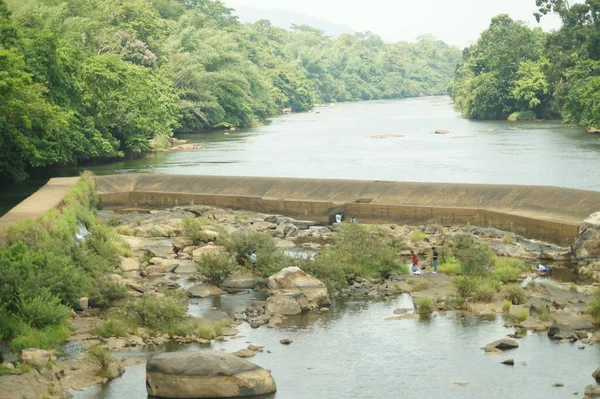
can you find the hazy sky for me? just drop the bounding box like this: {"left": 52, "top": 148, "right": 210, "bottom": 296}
{"left": 225, "top": 0, "right": 564, "bottom": 47}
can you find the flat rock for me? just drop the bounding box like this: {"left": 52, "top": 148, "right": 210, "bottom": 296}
{"left": 188, "top": 284, "right": 226, "bottom": 298}
{"left": 222, "top": 274, "right": 258, "bottom": 290}
{"left": 483, "top": 339, "right": 519, "bottom": 352}
{"left": 231, "top": 349, "right": 257, "bottom": 358}
{"left": 273, "top": 238, "right": 296, "bottom": 249}
{"left": 121, "top": 257, "right": 141, "bottom": 271}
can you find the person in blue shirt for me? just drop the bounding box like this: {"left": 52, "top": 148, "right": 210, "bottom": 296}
{"left": 250, "top": 250, "right": 257, "bottom": 267}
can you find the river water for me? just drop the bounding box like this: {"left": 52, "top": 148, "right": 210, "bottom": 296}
{"left": 2, "top": 96, "right": 600, "bottom": 216}
{"left": 71, "top": 294, "right": 600, "bottom": 399}
{"left": 7, "top": 97, "right": 600, "bottom": 398}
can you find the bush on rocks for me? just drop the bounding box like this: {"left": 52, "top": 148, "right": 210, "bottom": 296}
{"left": 195, "top": 252, "right": 236, "bottom": 286}
{"left": 492, "top": 258, "right": 527, "bottom": 283}
{"left": 587, "top": 288, "right": 600, "bottom": 321}
{"left": 181, "top": 216, "right": 221, "bottom": 245}
{"left": 89, "top": 277, "right": 129, "bottom": 309}
{"left": 414, "top": 297, "right": 435, "bottom": 315}
{"left": 453, "top": 234, "right": 493, "bottom": 276}
{"left": 452, "top": 276, "right": 482, "bottom": 300}
{"left": 224, "top": 230, "right": 277, "bottom": 269}
{"left": 501, "top": 285, "right": 528, "bottom": 305}
{"left": 124, "top": 293, "right": 187, "bottom": 331}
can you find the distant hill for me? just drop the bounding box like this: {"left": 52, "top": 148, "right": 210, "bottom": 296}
{"left": 231, "top": 6, "right": 356, "bottom": 37}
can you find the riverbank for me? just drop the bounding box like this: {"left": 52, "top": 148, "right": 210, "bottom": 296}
{"left": 3, "top": 200, "right": 600, "bottom": 399}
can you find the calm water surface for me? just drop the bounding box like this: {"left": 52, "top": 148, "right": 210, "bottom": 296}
{"left": 2, "top": 96, "right": 600, "bottom": 215}
{"left": 71, "top": 294, "right": 600, "bottom": 399}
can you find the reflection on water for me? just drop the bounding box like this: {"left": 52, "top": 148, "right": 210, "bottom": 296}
{"left": 71, "top": 294, "right": 599, "bottom": 399}
{"left": 4, "top": 96, "right": 600, "bottom": 216}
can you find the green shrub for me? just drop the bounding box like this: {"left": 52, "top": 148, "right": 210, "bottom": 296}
{"left": 472, "top": 284, "right": 496, "bottom": 303}
{"left": 124, "top": 295, "right": 187, "bottom": 331}
{"left": 224, "top": 230, "right": 276, "bottom": 267}
{"left": 85, "top": 345, "right": 119, "bottom": 378}
{"left": 140, "top": 251, "right": 156, "bottom": 264}
{"left": 16, "top": 290, "right": 70, "bottom": 330}
{"left": 82, "top": 222, "right": 121, "bottom": 273}
{"left": 10, "top": 324, "right": 70, "bottom": 353}
{"left": 536, "top": 307, "right": 554, "bottom": 322}
{"left": 299, "top": 256, "right": 348, "bottom": 292}
{"left": 115, "top": 225, "right": 135, "bottom": 236}
{"left": 96, "top": 319, "right": 127, "bottom": 338}
{"left": 515, "top": 310, "right": 528, "bottom": 323}
{"left": 492, "top": 258, "right": 526, "bottom": 283}
{"left": 502, "top": 300, "right": 512, "bottom": 312}
{"left": 588, "top": 289, "right": 600, "bottom": 321}
{"left": 452, "top": 276, "right": 482, "bottom": 299}
{"left": 195, "top": 252, "right": 235, "bottom": 286}
{"left": 0, "top": 310, "right": 26, "bottom": 339}
{"left": 88, "top": 277, "right": 129, "bottom": 309}
{"left": 452, "top": 234, "right": 493, "bottom": 276}
{"left": 0, "top": 365, "right": 13, "bottom": 376}
{"left": 181, "top": 217, "right": 222, "bottom": 245}
{"left": 414, "top": 297, "right": 435, "bottom": 315}
{"left": 105, "top": 216, "right": 124, "bottom": 227}
{"left": 408, "top": 229, "right": 427, "bottom": 241}
{"left": 438, "top": 256, "right": 462, "bottom": 275}
{"left": 501, "top": 285, "right": 528, "bottom": 305}
{"left": 502, "top": 234, "right": 515, "bottom": 244}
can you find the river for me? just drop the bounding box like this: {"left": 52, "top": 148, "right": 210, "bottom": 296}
{"left": 71, "top": 293, "right": 600, "bottom": 399}
{"left": 1, "top": 96, "right": 600, "bottom": 216}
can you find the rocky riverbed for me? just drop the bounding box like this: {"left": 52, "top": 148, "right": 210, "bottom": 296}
{"left": 2, "top": 206, "right": 600, "bottom": 399}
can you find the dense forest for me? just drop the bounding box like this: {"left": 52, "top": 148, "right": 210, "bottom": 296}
{"left": 0, "top": 0, "right": 460, "bottom": 181}
{"left": 450, "top": 0, "right": 600, "bottom": 129}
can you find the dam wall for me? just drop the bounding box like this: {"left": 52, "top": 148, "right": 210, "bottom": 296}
{"left": 95, "top": 174, "right": 600, "bottom": 246}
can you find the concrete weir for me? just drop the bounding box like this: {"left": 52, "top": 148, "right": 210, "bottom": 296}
{"left": 93, "top": 174, "right": 600, "bottom": 246}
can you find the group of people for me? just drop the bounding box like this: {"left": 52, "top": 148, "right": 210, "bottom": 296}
{"left": 409, "top": 247, "right": 438, "bottom": 275}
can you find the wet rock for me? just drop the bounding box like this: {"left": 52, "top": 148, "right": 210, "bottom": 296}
{"left": 267, "top": 315, "right": 284, "bottom": 327}
{"left": 231, "top": 349, "right": 257, "bottom": 358}
{"left": 146, "top": 351, "right": 277, "bottom": 398}
{"left": 585, "top": 384, "right": 600, "bottom": 398}
{"left": 483, "top": 339, "right": 519, "bottom": 352}
{"left": 547, "top": 324, "right": 579, "bottom": 341}
{"left": 188, "top": 284, "right": 226, "bottom": 298}
{"left": 248, "top": 345, "right": 262, "bottom": 352}
{"left": 279, "top": 339, "right": 293, "bottom": 345}
{"left": 501, "top": 359, "right": 514, "bottom": 365}
{"left": 267, "top": 267, "right": 331, "bottom": 309}
{"left": 552, "top": 382, "right": 564, "bottom": 387}
{"left": 222, "top": 328, "right": 239, "bottom": 337}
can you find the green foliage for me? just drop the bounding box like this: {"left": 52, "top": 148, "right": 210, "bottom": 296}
{"left": 85, "top": 345, "right": 119, "bottom": 378}
{"left": 515, "top": 310, "right": 529, "bottom": 323}
{"left": 95, "top": 319, "right": 127, "bottom": 338}
{"left": 438, "top": 256, "right": 462, "bottom": 275}
{"left": 587, "top": 289, "right": 600, "bottom": 321}
{"left": 452, "top": 276, "right": 482, "bottom": 299}
{"left": 0, "top": 0, "right": 460, "bottom": 180}
{"left": 88, "top": 277, "right": 129, "bottom": 309}
{"left": 409, "top": 280, "right": 430, "bottom": 292}
{"left": 414, "top": 297, "right": 435, "bottom": 315}
{"left": 195, "top": 251, "right": 235, "bottom": 286}
{"left": 492, "top": 258, "right": 527, "bottom": 283}
{"left": 408, "top": 229, "right": 427, "bottom": 241}
{"left": 501, "top": 284, "right": 528, "bottom": 305}
{"left": 15, "top": 290, "right": 69, "bottom": 330}
{"left": 224, "top": 229, "right": 276, "bottom": 268}
{"left": 502, "top": 300, "right": 512, "bottom": 313}
{"left": 124, "top": 295, "right": 187, "bottom": 330}
{"left": 181, "top": 216, "right": 218, "bottom": 245}
{"left": 10, "top": 324, "right": 70, "bottom": 353}
{"left": 452, "top": 234, "right": 493, "bottom": 276}
{"left": 472, "top": 283, "right": 496, "bottom": 303}
{"left": 0, "top": 366, "right": 13, "bottom": 376}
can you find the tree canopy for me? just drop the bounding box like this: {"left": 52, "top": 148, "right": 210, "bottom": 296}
{"left": 450, "top": 2, "right": 600, "bottom": 128}
{"left": 0, "top": 0, "right": 461, "bottom": 180}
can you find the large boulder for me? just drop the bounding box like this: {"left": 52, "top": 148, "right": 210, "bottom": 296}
{"left": 266, "top": 294, "right": 303, "bottom": 316}
{"left": 482, "top": 339, "right": 519, "bottom": 353}
{"left": 574, "top": 212, "right": 600, "bottom": 262}
{"left": 222, "top": 274, "right": 258, "bottom": 290}
{"left": 146, "top": 351, "right": 276, "bottom": 398}
{"left": 19, "top": 349, "right": 56, "bottom": 368}
{"left": 547, "top": 323, "right": 579, "bottom": 341}
{"left": 266, "top": 267, "right": 331, "bottom": 309}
